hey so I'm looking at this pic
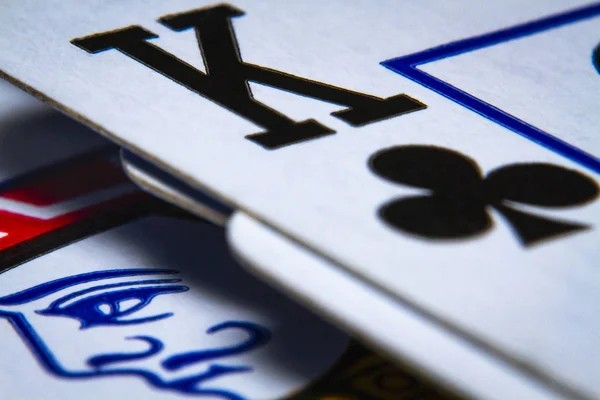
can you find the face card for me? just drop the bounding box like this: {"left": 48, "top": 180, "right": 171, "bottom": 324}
{"left": 0, "top": 212, "right": 357, "bottom": 400}
{"left": 1, "top": 209, "right": 467, "bottom": 400}
{"left": 1, "top": 2, "right": 599, "bottom": 399}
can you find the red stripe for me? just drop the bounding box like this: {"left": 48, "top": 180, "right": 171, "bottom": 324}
{"left": 1, "top": 159, "right": 129, "bottom": 206}
{"left": 0, "top": 152, "right": 144, "bottom": 252}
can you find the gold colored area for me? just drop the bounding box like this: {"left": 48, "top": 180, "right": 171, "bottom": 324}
{"left": 286, "top": 342, "right": 459, "bottom": 400}
{"left": 320, "top": 396, "right": 357, "bottom": 400}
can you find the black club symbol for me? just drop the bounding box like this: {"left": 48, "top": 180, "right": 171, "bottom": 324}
{"left": 368, "top": 145, "right": 599, "bottom": 246}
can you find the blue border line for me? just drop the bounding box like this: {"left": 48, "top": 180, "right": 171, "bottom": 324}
{"left": 382, "top": 2, "right": 600, "bottom": 174}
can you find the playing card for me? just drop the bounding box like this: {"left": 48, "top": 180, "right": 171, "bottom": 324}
{"left": 227, "top": 212, "right": 568, "bottom": 400}
{"left": 1, "top": 2, "right": 599, "bottom": 399}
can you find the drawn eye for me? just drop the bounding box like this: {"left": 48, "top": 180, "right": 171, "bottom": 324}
{"left": 36, "top": 279, "right": 188, "bottom": 329}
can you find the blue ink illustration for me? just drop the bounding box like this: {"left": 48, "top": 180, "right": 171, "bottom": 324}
{"left": 0, "top": 269, "right": 271, "bottom": 399}
{"left": 382, "top": 3, "right": 600, "bottom": 174}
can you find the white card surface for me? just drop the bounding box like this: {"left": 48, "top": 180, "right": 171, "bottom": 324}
{"left": 227, "top": 212, "right": 565, "bottom": 400}
{"left": 1, "top": 2, "right": 599, "bottom": 398}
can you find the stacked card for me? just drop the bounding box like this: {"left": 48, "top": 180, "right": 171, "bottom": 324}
{"left": 0, "top": 1, "right": 598, "bottom": 399}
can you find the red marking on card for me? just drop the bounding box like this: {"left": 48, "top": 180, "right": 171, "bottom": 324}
{"left": 0, "top": 152, "right": 143, "bottom": 252}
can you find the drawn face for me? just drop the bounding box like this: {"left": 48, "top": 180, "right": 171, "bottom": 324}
{"left": 0, "top": 217, "right": 349, "bottom": 399}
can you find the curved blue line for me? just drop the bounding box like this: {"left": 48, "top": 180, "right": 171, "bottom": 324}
{"left": 0, "top": 310, "right": 66, "bottom": 373}
{"left": 162, "top": 321, "right": 271, "bottom": 370}
{"left": 88, "top": 336, "right": 164, "bottom": 368}
{"left": 0, "top": 269, "right": 179, "bottom": 305}
{"left": 43, "top": 278, "right": 182, "bottom": 310}
{"left": 38, "top": 285, "right": 188, "bottom": 328}
{"left": 0, "top": 310, "right": 250, "bottom": 399}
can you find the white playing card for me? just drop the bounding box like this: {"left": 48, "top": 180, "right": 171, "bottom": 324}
{"left": 1, "top": 2, "right": 599, "bottom": 399}
{"left": 227, "top": 212, "right": 567, "bottom": 400}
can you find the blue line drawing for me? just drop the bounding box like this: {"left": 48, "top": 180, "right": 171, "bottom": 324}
{"left": 382, "top": 3, "right": 600, "bottom": 174}
{"left": 0, "top": 269, "right": 271, "bottom": 399}
{"left": 0, "top": 269, "right": 179, "bottom": 306}
{"left": 37, "top": 281, "right": 188, "bottom": 328}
